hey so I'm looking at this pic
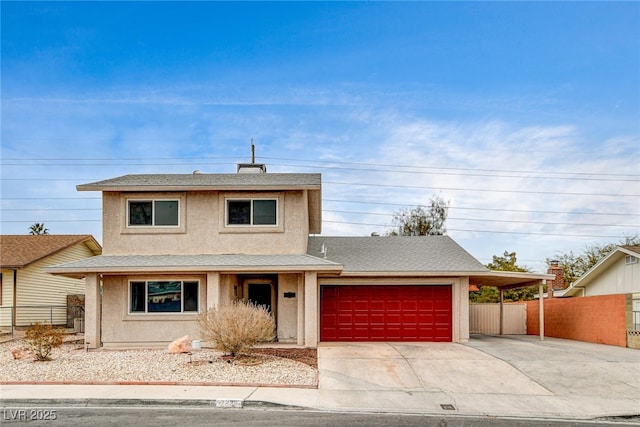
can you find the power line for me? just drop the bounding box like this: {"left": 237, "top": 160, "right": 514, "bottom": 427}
{"left": 324, "top": 180, "right": 639, "bottom": 198}
{"left": 323, "top": 220, "right": 629, "bottom": 239}
{"left": 1, "top": 155, "right": 638, "bottom": 179}
{"left": 324, "top": 209, "right": 639, "bottom": 228}
{"left": 323, "top": 198, "right": 640, "bottom": 217}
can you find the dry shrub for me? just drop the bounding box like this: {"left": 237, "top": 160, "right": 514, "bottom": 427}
{"left": 199, "top": 301, "right": 275, "bottom": 357}
{"left": 24, "top": 322, "right": 64, "bottom": 361}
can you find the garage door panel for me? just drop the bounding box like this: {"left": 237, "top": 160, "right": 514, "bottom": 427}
{"left": 320, "top": 285, "right": 452, "bottom": 342}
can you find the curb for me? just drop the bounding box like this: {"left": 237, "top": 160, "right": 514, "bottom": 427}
{"left": 0, "top": 398, "right": 306, "bottom": 410}
{"left": 0, "top": 381, "right": 317, "bottom": 389}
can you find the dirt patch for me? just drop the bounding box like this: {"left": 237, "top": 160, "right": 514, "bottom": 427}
{"left": 251, "top": 347, "right": 317, "bottom": 369}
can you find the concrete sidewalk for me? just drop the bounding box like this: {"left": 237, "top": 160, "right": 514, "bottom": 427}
{"left": 1, "top": 336, "right": 639, "bottom": 423}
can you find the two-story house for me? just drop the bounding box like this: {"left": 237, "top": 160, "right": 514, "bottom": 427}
{"left": 48, "top": 163, "right": 553, "bottom": 348}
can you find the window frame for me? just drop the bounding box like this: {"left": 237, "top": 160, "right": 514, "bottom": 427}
{"left": 121, "top": 193, "right": 186, "bottom": 235}
{"left": 225, "top": 197, "right": 279, "bottom": 227}
{"left": 127, "top": 199, "right": 180, "bottom": 228}
{"left": 128, "top": 279, "right": 200, "bottom": 314}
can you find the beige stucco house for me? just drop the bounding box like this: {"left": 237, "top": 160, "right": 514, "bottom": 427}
{"left": 47, "top": 163, "right": 552, "bottom": 348}
{"left": 0, "top": 235, "right": 102, "bottom": 327}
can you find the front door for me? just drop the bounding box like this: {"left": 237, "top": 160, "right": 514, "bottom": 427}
{"left": 248, "top": 282, "right": 273, "bottom": 313}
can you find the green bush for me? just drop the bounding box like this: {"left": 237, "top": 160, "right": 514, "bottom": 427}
{"left": 24, "top": 322, "right": 64, "bottom": 361}
{"left": 198, "top": 301, "right": 275, "bottom": 357}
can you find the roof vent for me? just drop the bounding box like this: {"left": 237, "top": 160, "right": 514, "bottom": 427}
{"left": 237, "top": 141, "right": 267, "bottom": 173}
{"left": 192, "top": 170, "right": 202, "bottom": 175}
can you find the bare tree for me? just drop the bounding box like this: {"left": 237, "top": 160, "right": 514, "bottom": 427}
{"left": 388, "top": 195, "right": 449, "bottom": 236}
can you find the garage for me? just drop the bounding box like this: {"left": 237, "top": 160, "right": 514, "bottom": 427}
{"left": 320, "top": 285, "right": 452, "bottom": 342}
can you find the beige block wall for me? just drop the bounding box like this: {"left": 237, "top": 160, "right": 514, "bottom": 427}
{"left": 102, "top": 190, "right": 310, "bottom": 255}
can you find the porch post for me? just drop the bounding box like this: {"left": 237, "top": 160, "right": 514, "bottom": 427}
{"left": 297, "top": 274, "right": 305, "bottom": 346}
{"left": 499, "top": 288, "right": 504, "bottom": 335}
{"left": 206, "top": 272, "right": 221, "bottom": 310}
{"left": 85, "top": 273, "right": 101, "bottom": 349}
{"left": 538, "top": 282, "right": 545, "bottom": 341}
{"left": 304, "top": 272, "right": 318, "bottom": 347}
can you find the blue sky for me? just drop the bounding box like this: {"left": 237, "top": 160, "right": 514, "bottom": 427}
{"left": 2, "top": 1, "right": 639, "bottom": 272}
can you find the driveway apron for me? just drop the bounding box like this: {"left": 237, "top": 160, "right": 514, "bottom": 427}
{"left": 318, "top": 341, "right": 551, "bottom": 395}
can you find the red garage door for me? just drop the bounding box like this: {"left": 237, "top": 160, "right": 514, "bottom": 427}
{"left": 320, "top": 285, "right": 452, "bottom": 342}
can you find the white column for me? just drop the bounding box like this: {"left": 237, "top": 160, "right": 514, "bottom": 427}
{"left": 304, "top": 271, "right": 318, "bottom": 348}
{"left": 85, "top": 273, "right": 101, "bottom": 349}
{"left": 297, "top": 274, "right": 305, "bottom": 346}
{"left": 206, "top": 272, "right": 221, "bottom": 310}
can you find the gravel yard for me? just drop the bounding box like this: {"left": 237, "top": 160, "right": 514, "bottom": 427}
{"left": 0, "top": 338, "right": 318, "bottom": 387}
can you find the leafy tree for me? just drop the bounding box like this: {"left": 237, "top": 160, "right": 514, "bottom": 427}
{"left": 28, "top": 223, "right": 49, "bottom": 235}
{"left": 487, "top": 251, "right": 530, "bottom": 272}
{"left": 388, "top": 195, "right": 448, "bottom": 236}
{"left": 546, "top": 235, "right": 639, "bottom": 285}
{"left": 471, "top": 250, "right": 536, "bottom": 302}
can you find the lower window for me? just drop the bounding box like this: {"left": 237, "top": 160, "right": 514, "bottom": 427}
{"left": 130, "top": 280, "right": 199, "bottom": 313}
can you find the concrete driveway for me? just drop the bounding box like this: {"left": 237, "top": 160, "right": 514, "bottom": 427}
{"left": 316, "top": 335, "right": 640, "bottom": 419}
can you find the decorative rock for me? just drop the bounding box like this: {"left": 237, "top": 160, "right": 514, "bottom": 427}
{"left": 168, "top": 335, "right": 192, "bottom": 354}
{"left": 11, "top": 348, "right": 27, "bottom": 360}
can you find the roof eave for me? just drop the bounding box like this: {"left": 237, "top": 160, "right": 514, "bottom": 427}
{"left": 46, "top": 264, "right": 343, "bottom": 278}
{"left": 78, "top": 184, "right": 321, "bottom": 192}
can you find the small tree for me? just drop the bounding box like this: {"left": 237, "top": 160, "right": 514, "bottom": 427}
{"left": 388, "top": 195, "right": 449, "bottom": 236}
{"left": 471, "top": 250, "right": 536, "bottom": 302}
{"left": 28, "top": 223, "right": 49, "bottom": 235}
{"left": 24, "top": 322, "right": 64, "bottom": 361}
{"left": 198, "top": 301, "right": 275, "bottom": 357}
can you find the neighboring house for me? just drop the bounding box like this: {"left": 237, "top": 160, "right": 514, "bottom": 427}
{"left": 0, "top": 235, "right": 102, "bottom": 327}
{"left": 47, "top": 163, "right": 552, "bottom": 348}
{"left": 561, "top": 246, "right": 640, "bottom": 298}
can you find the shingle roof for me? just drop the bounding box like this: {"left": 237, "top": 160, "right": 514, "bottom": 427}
{"left": 0, "top": 235, "right": 102, "bottom": 268}
{"left": 77, "top": 173, "right": 321, "bottom": 191}
{"left": 307, "top": 236, "right": 488, "bottom": 273}
{"left": 46, "top": 253, "right": 342, "bottom": 277}
{"left": 621, "top": 245, "right": 640, "bottom": 256}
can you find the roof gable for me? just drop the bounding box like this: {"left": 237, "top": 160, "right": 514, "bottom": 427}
{"left": 0, "top": 235, "right": 102, "bottom": 269}
{"left": 307, "top": 236, "right": 488, "bottom": 274}
{"left": 562, "top": 245, "right": 640, "bottom": 296}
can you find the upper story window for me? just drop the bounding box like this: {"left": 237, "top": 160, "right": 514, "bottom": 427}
{"left": 227, "top": 199, "right": 277, "bottom": 226}
{"left": 128, "top": 200, "right": 179, "bottom": 227}
{"left": 626, "top": 255, "right": 638, "bottom": 265}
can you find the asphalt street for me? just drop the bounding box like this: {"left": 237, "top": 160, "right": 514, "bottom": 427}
{"left": 1, "top": 405, "right": 638, "bottom": 427}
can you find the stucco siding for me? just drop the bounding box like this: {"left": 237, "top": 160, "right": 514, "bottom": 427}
{"left": 103, "top": 190, "right": 310, "bottom": 256}
{"left": 586, "top": 257, "right": 640, "bottom": 296}
{"left": 101, "top": 275, "right": 206, "bottom": 348}
{"left": 277, "top": 273, "right": 299, "bottom": 341}
{"left": 1, "top": 243, "right": 93, "bottom": 326}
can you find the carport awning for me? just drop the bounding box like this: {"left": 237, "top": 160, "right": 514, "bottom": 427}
{"left": 469, "top": 271, "right": 554, "bottom": 342}
{"left": 470, "top": 271, "right": 554, "bottom": 289}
